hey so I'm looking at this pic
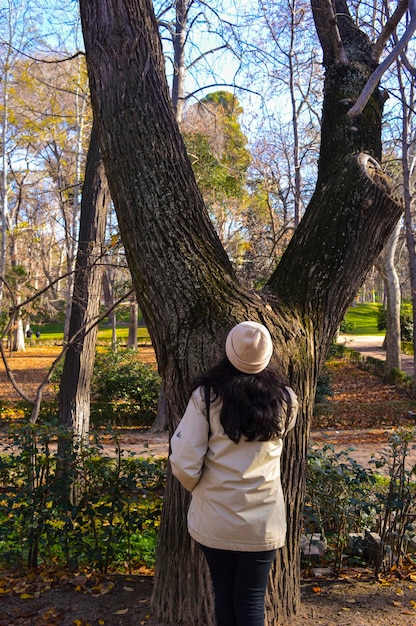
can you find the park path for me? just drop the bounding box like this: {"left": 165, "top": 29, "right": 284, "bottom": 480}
{"left": 338, "top": 333, "right": 414, "bottom": 376}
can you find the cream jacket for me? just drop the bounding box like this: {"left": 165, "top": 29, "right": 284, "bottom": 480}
{"left": 170, "top": 386, "right": 298, "bottom": 552}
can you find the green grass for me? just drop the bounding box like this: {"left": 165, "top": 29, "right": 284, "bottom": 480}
{"left": 30, "top": 322, "right": 151, "bottom": 344}
{"left": 343, "top": 302, "right": 384, "bottom": 335}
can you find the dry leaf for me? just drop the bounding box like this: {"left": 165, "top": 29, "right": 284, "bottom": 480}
{"left": 115, "top": 609, "right": 129, "bottom": 615}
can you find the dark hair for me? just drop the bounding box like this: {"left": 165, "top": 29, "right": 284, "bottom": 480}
{"left": 192, "top": 357, "right": 291, "bottom": 443}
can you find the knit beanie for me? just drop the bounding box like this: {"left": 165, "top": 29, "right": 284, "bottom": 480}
{"left": 225, "top": 321, "right": 273, "bottom": 374}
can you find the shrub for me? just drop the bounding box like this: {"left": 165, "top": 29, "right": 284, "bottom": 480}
{"left": 339, "top": 318, "right": 354, "bottom": 333}
{"left": 91, "top": 350, "right": 161, "bottom": 426}
{"left": 305, "top": 444, "right": 377, "bottom": 571}
{"left": 377, "top": 302, "right": 413, "bottom": 341}
{"left": 52, "top": 348, "right": 161, "bottom": 427}
{"left": 315, "top": 367, "right": 333, "bottom": 404}
{"left": 305, "top": 429, "right": 416, "bottom": 574}
{"left": 0, "top": 424, "right": 166, "bottom": 572}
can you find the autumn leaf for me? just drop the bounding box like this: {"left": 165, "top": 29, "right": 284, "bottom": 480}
{"left": 115, "top": 608, "right": 129, "bottom": 615}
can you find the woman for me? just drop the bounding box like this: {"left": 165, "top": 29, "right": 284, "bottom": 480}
{"left": 170, "top": 321, "right": 298, "bottom": 626}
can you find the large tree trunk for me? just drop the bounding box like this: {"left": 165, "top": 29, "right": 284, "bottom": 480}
{"left": 58, "top": 122, "right": 109, "bottom": 448}
{"left": 79, "top": 0, "right": 402, "bottom": 623}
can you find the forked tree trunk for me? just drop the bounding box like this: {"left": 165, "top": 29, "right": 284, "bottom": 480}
{"left": 58, "top": 122, "right": 109, "bottom": 448}
{"left": 79, "top": 0, "right": 402, "bottom": 622}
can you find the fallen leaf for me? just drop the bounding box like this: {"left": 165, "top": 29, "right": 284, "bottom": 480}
{"left": 115, "top": 609, "right": 129, "bottom": 615}
{"left": 312, "top": 586, "right": 322, "bottom": 593}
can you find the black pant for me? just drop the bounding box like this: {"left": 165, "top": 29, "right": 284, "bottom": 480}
{"left": 200, "top": 545, "right": 277, "bottom": 626}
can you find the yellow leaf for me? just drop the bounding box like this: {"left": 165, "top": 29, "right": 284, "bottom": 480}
{"left": 98, "top": 620, "right": 105, "bottom": 625}
{"left": 409, "top": 573, "right": 416, "bottom": 583}
{"left": 410, "top": 599, "right": 416, "bottom": 608}
{"left": 396, "top": 588, "right": 404, "bottom": 596}
{"left": 20, "top": 593, "right": 33, "bottom": 599}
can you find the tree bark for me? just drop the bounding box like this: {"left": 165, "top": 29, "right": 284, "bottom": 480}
{"left": 79, "top": 0, "right": 403, "bottom": 623}
{"left": 58, "top": 122, "right": 109, "bottom": 448}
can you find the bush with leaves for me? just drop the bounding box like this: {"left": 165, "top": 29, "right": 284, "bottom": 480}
{"left": 377, "top": 302, "right": 413, "bottom": 341}
{"left": 0, "top": 423, "right": 166, "bottom": 572}
{"left": 305, "top": 430, "right": 416, "bottom": 574}
{"left": 305, "top": 444, "right": 377, "bottom": 571}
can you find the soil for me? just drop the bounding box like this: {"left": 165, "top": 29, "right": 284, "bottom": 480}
{"left": 0, "top": 348, "right": 415, "bottom": 625}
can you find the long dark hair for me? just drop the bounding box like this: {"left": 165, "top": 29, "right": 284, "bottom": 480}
{"left": 192, "top": 357, "right": 292, "bottom": 443}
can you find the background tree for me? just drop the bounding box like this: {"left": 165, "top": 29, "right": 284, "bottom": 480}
{"left": 78, "top": 1, "right": 404, "bottom": 624}
{"left": 58, "top": 121, "right": 109, "bottom": 457}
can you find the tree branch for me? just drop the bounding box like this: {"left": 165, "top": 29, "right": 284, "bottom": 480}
{"left": 372, "top": 0, "right": 409, "bottom": 60}
{"left": 325, "top": 0, "right": 348, "bottom": 64}
{"left": 348, "top": 5, "right": 416, "bottom": 117}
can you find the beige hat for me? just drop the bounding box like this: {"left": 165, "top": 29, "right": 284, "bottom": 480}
{"left": 225, "top": 321, "right": 273, "bottom": 374}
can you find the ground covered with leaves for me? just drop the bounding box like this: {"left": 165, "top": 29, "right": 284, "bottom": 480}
{"left": 0, "top": 349, "right": 415, "bottom": 624}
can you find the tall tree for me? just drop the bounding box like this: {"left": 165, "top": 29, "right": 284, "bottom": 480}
{"left": 78, "top": 0, "right": 404, "bottom": 622}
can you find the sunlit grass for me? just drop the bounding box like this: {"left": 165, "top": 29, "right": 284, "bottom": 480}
{"left": 31, "top": 322, "right": 151, "bottom": 344}
{"left": 343, "top": 303, "right": 384, "bottom": 335}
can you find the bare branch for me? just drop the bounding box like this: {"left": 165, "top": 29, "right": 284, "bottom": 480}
{"left": 0, "top": 40, "right": 85, "bottom": 63}
{"left": 373, "top": 0, "right": 409, "bottom": 60}
{"left": 348, "top": 6, "right": 416, "bottom": 117}
{"left": 326, "top": 1, "right": 348, "bottom": 64}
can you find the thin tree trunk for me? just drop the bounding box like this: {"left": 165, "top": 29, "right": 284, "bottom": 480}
{"left": 58, "top": 121, "right": 109, "bottom": 454}
{"left": 127, "top": 297, "right": 138, "bottom": 348}
{"left": 385, "top": 220, "right": 402, "bottom": 377}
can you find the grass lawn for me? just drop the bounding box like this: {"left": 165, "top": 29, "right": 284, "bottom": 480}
{"left": 31, "top": 321, "right": 151, "bottom": 344}
{"left": 37, "top": 304, "right": 383, "bottom": 342}
{"left": 343, "top": 302, "right": 384, "bottom": 335}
